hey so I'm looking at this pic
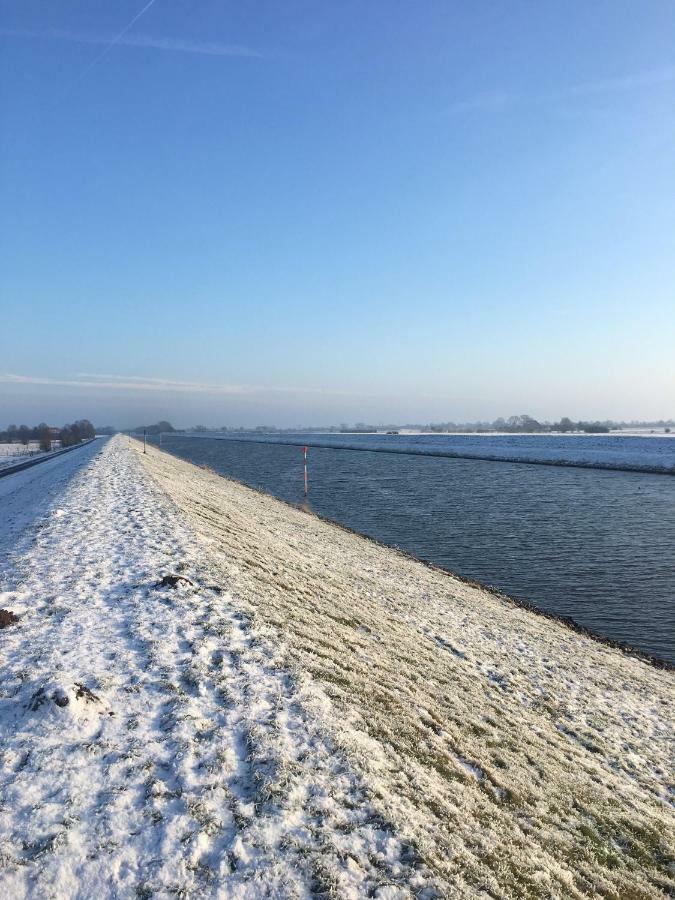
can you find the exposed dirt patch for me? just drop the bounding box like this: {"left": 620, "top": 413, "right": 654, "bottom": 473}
{"left": 27, "top": 683, "right": 102, "bottom": 711}
{"left": 74, "top": 682, "right": 101, "bottom": 703}
{"left": 154, "top": 573, "right": 194, "bottom": 589}
{"left": 0, "top": 609, "right": 19, "bottom": 628}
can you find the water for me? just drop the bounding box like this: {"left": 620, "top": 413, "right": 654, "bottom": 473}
{"left": 153, "top": 434, "right": 675, "bottom": 664}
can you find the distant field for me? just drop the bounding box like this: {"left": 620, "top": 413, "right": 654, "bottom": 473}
{"left": 0, "top": 442, "right": 58, "bottom": 470}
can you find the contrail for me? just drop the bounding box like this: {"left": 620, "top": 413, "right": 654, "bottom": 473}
{"left": 75, "top": 0, "right": 159, "bottom": 81}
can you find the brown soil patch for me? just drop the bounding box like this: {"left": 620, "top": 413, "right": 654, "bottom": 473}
{"left": 0, "top": 609, "right": 19, "bottom": 628}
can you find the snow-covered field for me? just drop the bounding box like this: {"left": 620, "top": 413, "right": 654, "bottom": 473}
{"left": 0, "top": 441, "right": 66, "bottom": 472}
{"left": 0, "top": 436, "right": 673, "bottom": 898}
{"left": 0, "top": 442, "right": 42, "bottom": 470}
{"left": 0, "top": 441, "right": 39, "bottom": 456}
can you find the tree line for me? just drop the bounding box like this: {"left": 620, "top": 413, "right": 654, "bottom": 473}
{"left": 0, "top": 419, "right": 96, "bottom": 451}
{"left": 182, "top": 415, "right": 661, "bottom": 435}
{"left": 131, "top": 421, "right": 175, "bottom": 435}
{"left": 422, "top": 415, "right": 613, "bottom": 434}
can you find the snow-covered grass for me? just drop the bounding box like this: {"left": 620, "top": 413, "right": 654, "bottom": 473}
{"left": 0, "top": 437, "right": 438, "bottom": 898}
{"left": 138, "top": 440, "right": 675, "bottom": 899}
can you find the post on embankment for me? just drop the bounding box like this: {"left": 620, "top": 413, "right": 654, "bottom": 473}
{"left": 303, "top": 445, "right": 309, "bottom": 496}
{"left": 143, "top": 429, "right": 147, "bottom": 454}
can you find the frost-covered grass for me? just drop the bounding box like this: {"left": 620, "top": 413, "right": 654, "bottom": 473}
{"left": 0, "top": 438, "right": 434, "bottom": 898}
{"left": 139, "top": 440, "right": 675, "bottom": 899}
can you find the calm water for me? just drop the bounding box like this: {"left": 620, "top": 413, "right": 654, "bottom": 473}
{"left": 153, "top": 434, "right": 675, "bottom": 664}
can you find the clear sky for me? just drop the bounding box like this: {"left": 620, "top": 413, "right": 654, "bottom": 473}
{"left": 1, "top": 1, "right": 674, "bottom": 427}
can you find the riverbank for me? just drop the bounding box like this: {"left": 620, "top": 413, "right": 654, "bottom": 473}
{"left": 137, "top": 439, "right": 674, "bottom": 898}
{"left": 0, "top": 436, "right": 672, "bottom": 897}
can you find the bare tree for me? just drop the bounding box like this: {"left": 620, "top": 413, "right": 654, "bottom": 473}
{"left": 37, "top": 423, "right": 52, "bottom": 453}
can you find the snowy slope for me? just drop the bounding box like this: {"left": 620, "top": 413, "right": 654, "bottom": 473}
{"left": 0, "top": 437, "right": 435, "bottom": 898}
{"left": 140, "top": 441, "right": 675, "bottom": 899}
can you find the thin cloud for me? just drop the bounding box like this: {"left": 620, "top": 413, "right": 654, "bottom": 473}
{"left": 0, "top": 373, "right": 347, "bottom": 397}
{"left": 0, "top": 27, "right": 261, "bottom": 59}
{"left": 445, "top": 65, "right": 675, "bottom": 116}
{"left": 567, "top": 65, "right": 675, "bottom": 96}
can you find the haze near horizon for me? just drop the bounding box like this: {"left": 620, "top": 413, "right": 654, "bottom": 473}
{"left": 1, "top": 1, "right": 674, "bottom": 427}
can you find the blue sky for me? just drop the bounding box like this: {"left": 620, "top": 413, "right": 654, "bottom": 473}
{"left": 1, "top": 1, "right": 674, "bottom": 427}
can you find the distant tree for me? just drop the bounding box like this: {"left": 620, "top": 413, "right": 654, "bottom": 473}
{"left": 145, "top": 421, "right": 173, "bottom": 435}
{"left": 557, "top": 417, "right": 575, "bottom": 432}
{"left": 37, "top": 423, "right": 52, "bottom": 452}
{"left": 59, "top": 424, "right": 75, "bottom": 447}
{"left": 60, "top": 421, "right": 89, "bottom": 446}
{"left": 75, "top": 419, "right": 95, "bottom": 439}
{"left": 519, "top": 415, "right": 541, "bottom": 432}
{"left": 18, "top": 425, "right": 30, "bottom": 445}
{"left": 504, "top": 415, "right": 531, "bottom": 432}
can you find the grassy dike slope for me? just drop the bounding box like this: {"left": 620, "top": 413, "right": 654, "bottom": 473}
{"left": 136, "top": 442, "right": 674, "bottom": 899}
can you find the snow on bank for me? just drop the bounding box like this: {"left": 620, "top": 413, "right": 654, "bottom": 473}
{"left": 0, "top": 437, "right": 434, "bottom": 898}
{"left": 139, "top": 441, "right": 675, "bottom": 899}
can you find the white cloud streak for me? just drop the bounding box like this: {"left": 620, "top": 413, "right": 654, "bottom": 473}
{"left": 567, "top": 66, "right": 675, "bottom": 96}
{"left": 445, "top": 65, "right": 675, "bottom": 116}
{"left": 0, "top": 26, "right": 261, "bottom": 59}
{"left": 0, "top": 373, "right": 347, "bottom": 397}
